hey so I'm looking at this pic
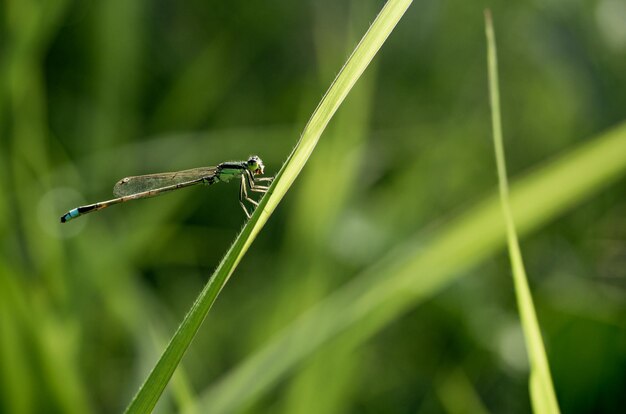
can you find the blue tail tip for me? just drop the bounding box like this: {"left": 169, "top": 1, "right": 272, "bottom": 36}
{"left": 60, "top": 208, "right": 79, "bottom": 223}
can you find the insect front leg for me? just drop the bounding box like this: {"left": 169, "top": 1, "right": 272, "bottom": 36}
{"left": 247, "top": 170, "right": 272, "bottom": 193}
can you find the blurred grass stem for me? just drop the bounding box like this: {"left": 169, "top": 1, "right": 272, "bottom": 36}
{"left": 485, "top": 9, "right": 561, "bottom": 414}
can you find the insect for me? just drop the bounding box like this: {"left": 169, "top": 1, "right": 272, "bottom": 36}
{"left": 60, "top": 155, "right": 273, "bottom": 223}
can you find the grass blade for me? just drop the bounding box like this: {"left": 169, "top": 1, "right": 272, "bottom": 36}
{"left": 124, "top": 0, "right": 413, "bottom": 412}
{"left": 484, "top": 9, "right": 561, "bottom": 413}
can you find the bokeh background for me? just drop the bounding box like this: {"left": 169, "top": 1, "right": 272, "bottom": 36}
{"left": 1, "top": 0, "right": 625, "bottom": 413}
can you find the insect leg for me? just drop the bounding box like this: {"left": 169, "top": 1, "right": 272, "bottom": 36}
{"left": 239, "top": 175, "right": 252, "bottom": 218}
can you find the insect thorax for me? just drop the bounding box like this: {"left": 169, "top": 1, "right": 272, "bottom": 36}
{"left": 216, "top": 164, "right": 246, "bottom": 183}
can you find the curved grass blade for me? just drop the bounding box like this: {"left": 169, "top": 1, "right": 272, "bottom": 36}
{"left": 484, "top": 10, "right": 560, "bottom": 413}
{"left": 189, "top": 121, "right": 626, "bottom": 414}
{"left": 124, "top": 0, "right": 414, "bottom": 412}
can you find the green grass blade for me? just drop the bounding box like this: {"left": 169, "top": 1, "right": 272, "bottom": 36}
{"left": 124, "top": 0, "right": 413, "bottom": 412}
{"left": 191, "top": 121, "right": 626, "bottom": 414}
{"left": 484, "top": 10, "right": 560, "bottom": 413}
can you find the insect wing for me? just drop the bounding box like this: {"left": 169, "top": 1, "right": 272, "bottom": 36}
{"left": 113, "top": 166, "right": 218, "bottom": 197}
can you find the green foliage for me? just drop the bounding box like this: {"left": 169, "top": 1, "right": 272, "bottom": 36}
{"left": 185, "top": 121, "right": 626, "bottom": 414}
{"left": 1, "top": 0, "right": 625, "bottom": 413}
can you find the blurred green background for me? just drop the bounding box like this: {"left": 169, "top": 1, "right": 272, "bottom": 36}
{"left": 1, "top": 0, "right": 625, "bottom": 413}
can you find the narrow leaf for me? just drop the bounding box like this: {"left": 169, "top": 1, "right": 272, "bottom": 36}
{"left": 484, "top": 9, "right": 561, "bottom": 414}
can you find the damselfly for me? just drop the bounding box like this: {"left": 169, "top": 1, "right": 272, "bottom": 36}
{"left": 60, "top": 155, "right": 273, "bottom": 223}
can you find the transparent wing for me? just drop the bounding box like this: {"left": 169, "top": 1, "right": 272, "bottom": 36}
{"left": 113, "top": 166, "right": 218, "bottom": 197}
